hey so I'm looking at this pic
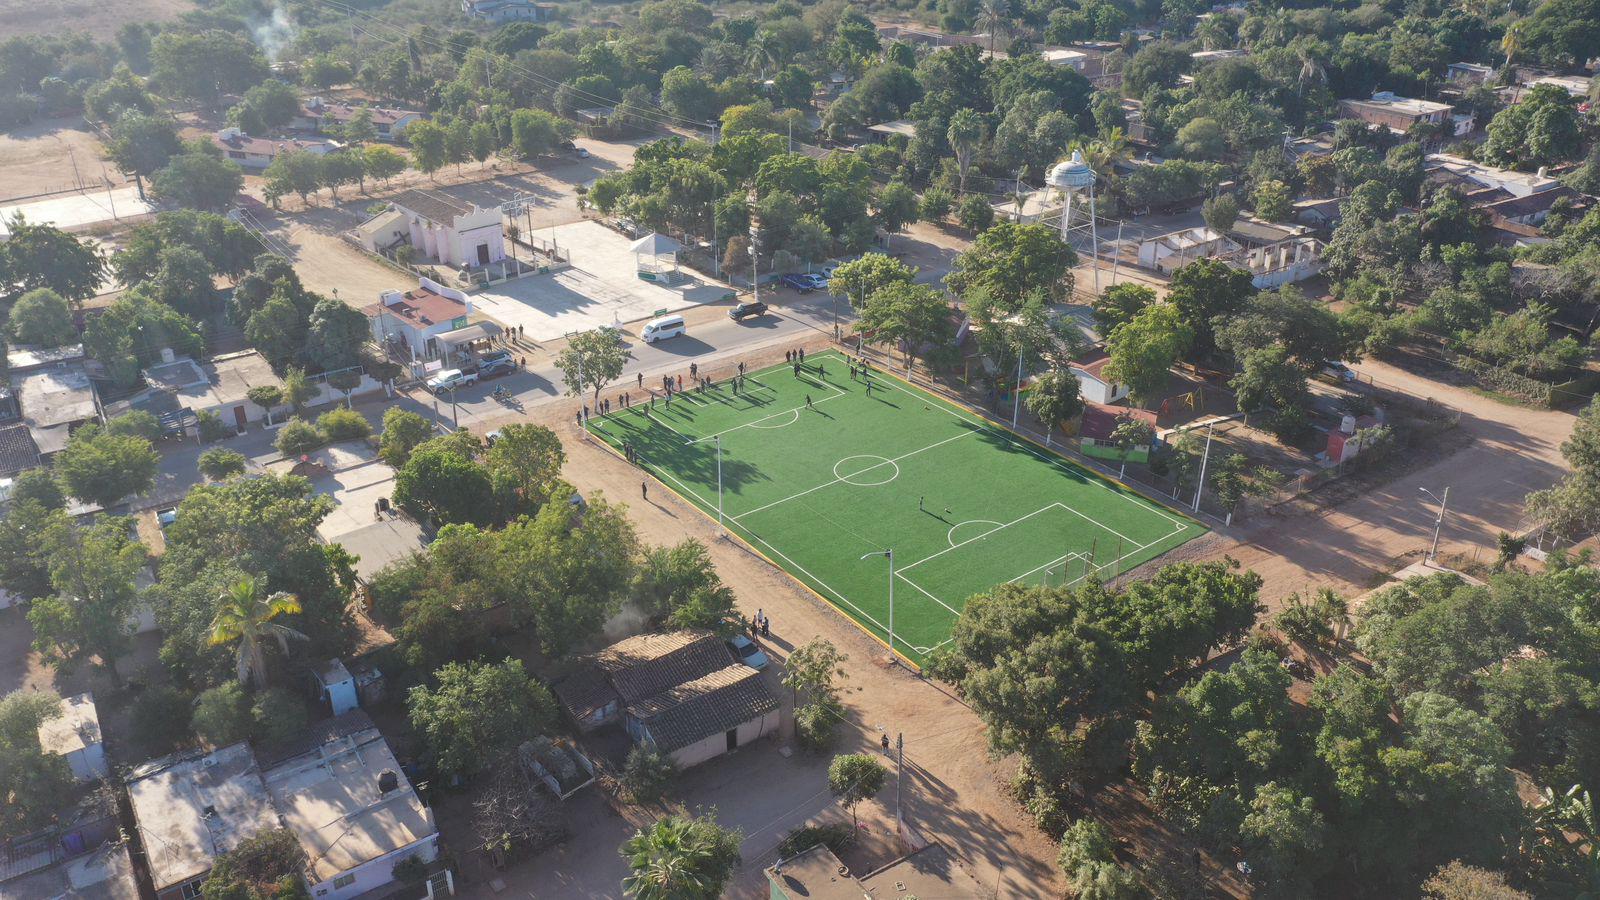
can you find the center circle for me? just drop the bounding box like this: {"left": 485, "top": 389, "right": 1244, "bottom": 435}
{"left": 834, "top": 455, "right": 899, "bottom": 487}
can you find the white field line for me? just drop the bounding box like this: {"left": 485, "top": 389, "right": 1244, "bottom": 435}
{"left": 874, "top": 373, "right": 1193, "bottom": 533}
{"left": 687, "top": 377, "right": 848, "bottom": 444}
{"left": 729, "top": 429, "right": 977, "bottom": 523}
{"left": 897, "top": 503, "right": 1069, "bottom": 574}
{"left": 643, "top": 458, "right": 903, "bottom": 649}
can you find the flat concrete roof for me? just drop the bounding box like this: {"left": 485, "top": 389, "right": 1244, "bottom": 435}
{"left": 0, "top": 840, "right": 141, "bottom": 900}
{"left": 126, "top": 743, "right": 279, "bottom": 892}
{"left": 766, "top": 845, "right": 864, "bottom": 900}
{"left": 17, "top": 362, "right": 96, "bottom": 455}
{"left": 36, "top": 691, "right": 101, "bottom": 757}
{"left": 263, "top": 725, "right": 435, "bottom": 883}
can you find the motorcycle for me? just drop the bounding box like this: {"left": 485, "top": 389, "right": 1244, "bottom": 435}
{"left": 492, "top": 386, "right": 512, "bottom": 402}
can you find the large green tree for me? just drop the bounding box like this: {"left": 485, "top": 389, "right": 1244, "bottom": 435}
{"left": 26, "top": 515, "right": 148, "bottom": 681}
{"left": 0, "top": 690, "right": 75, "bottom": 839}
{"left": 53, "top": 425, "right": 159, "bottom": 509}
{"left": 407, "top": 657, "right": 558, "bottom": 780}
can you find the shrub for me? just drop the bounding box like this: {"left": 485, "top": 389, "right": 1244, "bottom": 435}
{"left": 192, "top": 681, "right": 252, "bottom": 745}
{"left": 957, "top": 194, "right": 994, "bottom": 232}
{"left": 920, "top": 186, "right": 955, "bottom": 222}
{"left": 795, "top": 698, "right": 842, "bottom": 752}
{"left": 776, "top": 822, "right": 855, "bottom": 858}
{"left": 274, "top": 418, "right": 323, "bottom": 457}
{"left": 392, "top": 854, "right": 429, "bottom": 885}
{"left": 107, "top": 410, "right": 163, "bottom": 442}
{"left": 622, "top": 745, "right": 677, "bottom": 803}
{"left": 251, "top": 688, "right": 308, "bottom": 747}
{"left": 317, "top": 407, "right": 372, "bottom": 442}
{"left": 197, "top": 410, "right": 233, "bottom": 442}
{"left": 131, "top": 685, "right": 193, "bottom": 753}
{"left": 198, "top": 448, "right": 248, "bottom": 481}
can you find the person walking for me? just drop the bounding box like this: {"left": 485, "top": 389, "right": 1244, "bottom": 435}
{"left": 575, "top": 411, "right": 582, "bottom": 427}
{"left": 793, "top": 362, "right": 801, "bottom": 377}
{"left": 690, "top": 362, "right": 698, "bottom": 378}
{"left": 638, "top": 372, "right": 644, "bottom": 388}
{"left": 806, "top": 395, "right": 813, "bottom": 409}
{"left": 677, "top": 374, "right": 683, "bottom": 392}
{"left": 799, "top": 348, "right": 805, "bottom": 363}
{"left": 641, "top": 481, "right": 648, "bottom": 500}
{"left": 738, "top": 361, "right": 745, "bottom": 376}
{"left": 785, "top": 349, "right": 792, "bottom": 363}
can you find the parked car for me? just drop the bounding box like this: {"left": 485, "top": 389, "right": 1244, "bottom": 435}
{"left": 576, "top": 147, "right": 590, "bottom": 159}
{"left": 477, "top": 357, "right": 517, "bottom": 378}
{"left": 780, "top": 273, "right": 827, "bottom": 293}
{"left": 641, "top": 314, "right": 686, "bottom": 343}
{"left": 1320, "top": 361, "right": 1357, "bottom": 383}
{"left": 479, "top": 348, "right": 512, "bottom": 365}
{"left": 726, "top": 635, "right": 769, "bottom": 671}
{"left": 426, "top": 369, "right": 478, "bottom": 392}
{"left": 729, "top": 300, "right": 768, "bottom": 321}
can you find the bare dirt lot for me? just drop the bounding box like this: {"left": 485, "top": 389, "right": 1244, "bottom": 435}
{"left": 0, "top": 0, "right": 189, "bottom": 38}
{"left": 0, "top": 117, "right": 122, "bottom": 201}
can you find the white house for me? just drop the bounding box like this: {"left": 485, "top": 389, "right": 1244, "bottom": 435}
{"left": 263, "top": 714, "right": 438, "bottom": 900}
{"left": 1070, "top": 350, "right": 1129, "bottom": 405}
{"left": 126, "top": 743, "right": 282, "bottom": 900}
{"left": 369, "top": 188, "right": 507, "bottom": 268}
{"left": 461, "top": 0, "right": 554, "bottom": 21}
{"left": 127, "top": 715, "right": 438, "bottom": 900}
{"left": 37, "top": 692, "right": 108, "bottom": 781}
{"left": 211, "top": 128, "right": 338, "bottom": 169}
{"left": 364, "top": 276, "right": 474, "bottom": 370}
{"left": 295, "top": 98, "right": 423, "bottom": 142}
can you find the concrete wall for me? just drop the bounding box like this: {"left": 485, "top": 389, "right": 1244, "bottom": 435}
{"left": 1072, "top": 371, "right": 1127, "bottom": 405}
{"left": 307, "top": 834, "right": 438, "bottom": 900}
{"left": 666, "top": 710, "right": 780, "bottom": 770}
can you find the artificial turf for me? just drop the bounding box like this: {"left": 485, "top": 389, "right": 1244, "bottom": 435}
{"left": 587, "top": 350, "right": 1207, "bottom": 665}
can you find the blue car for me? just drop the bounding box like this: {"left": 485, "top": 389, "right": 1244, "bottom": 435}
{"left": 780, "top": 273, "right": 827, "bottom": 293}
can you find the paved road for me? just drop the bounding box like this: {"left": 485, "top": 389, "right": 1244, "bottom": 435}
{"left": 407, "top": 287, "right": 854, "bottom": 431}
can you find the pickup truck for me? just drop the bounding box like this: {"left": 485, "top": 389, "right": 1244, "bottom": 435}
{"left": 426, "top": 369, "right": 478, "bottom": 392}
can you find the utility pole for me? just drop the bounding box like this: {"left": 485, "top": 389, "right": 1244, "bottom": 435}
{"left": 895, "top": 732, "right": 904, "bottom": 826}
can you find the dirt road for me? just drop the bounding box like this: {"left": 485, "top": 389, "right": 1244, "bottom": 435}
{"left": 1209, "top": 356, "right": 1575, "bottom": 606}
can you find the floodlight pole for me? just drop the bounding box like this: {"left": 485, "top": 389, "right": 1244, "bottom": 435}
{"left": 1421, "top": 486, "right": 1449, "bottom": 562}
{"left": 716, "top": 435, "right": 724, "bottom": 528}
{"left": 1011, "top": 339, "right": 1024, "bottom": 428}
{"left": 862, "top": 549, "right": 895, "bottom": 663}
{"left": 1191, "top": 422, "right": 1214, "bottom": 514}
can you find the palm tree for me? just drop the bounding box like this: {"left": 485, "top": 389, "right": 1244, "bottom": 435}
{"left": 978, "top": 0, "right": 1011, "bottom": 54}
{"left": 208, "top": 575, "right": 307, "bottom": 691}
{"left": 746, "top": 30, "right": 781, "bottom": 79}
{"left": 1501, "top": 19, "right": 1525, "bottom": 72}
{"left": 621, "top": 816, "right": 737, "bottom": 900}
{"left": 1296, "top": 44, "right": 1328, "bottom": 97}
{"left": 947, "top": 109, "right": 985, "bottom": 195}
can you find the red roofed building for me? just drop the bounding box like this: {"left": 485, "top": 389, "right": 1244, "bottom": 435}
{"left": 295, "top": 98, "right": 424, "bottom": 142}
{"left": 211, "top": 128, "right": 337, "bottom": 169}
{"left": 1079, "top": 402, "right": 1159, "bottom": 463}
{"left": 1070, "top": 349, "right": 1130, "bottom": 405}
{"left": 364, "top": 277, "right": 473, "bottom": 369}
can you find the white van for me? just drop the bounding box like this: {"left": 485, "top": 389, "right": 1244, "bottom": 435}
{"left": 641, "top": 314, "right": 686, "bottom": 343}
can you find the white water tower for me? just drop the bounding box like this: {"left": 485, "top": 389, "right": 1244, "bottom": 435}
{"left": 1047, "top": 150, "right": 1100, "bottom": 294}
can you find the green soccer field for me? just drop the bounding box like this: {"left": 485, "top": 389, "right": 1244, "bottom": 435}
{"left": 587, "top": 350, "right": 1206, "bottom": 665}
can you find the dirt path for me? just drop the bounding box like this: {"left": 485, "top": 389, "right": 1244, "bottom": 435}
{"left": 476, "top": 342, "right": 1065, "bottom": 898}
{"left": 1208, "top": 357, "right": 1575, "bottom": 607}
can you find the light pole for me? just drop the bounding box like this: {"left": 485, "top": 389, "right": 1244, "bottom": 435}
{"left": 1421, "top": 486, "right": 1449, "bottom": 562}
{"left": 861, "top": 549, "right": 895, "bottom": 663}
{"left": 715, "top": 434, "right": 723, "bottom": 529}
{"left": 1191, "top": 422, "right": 1214, "bottom": 514}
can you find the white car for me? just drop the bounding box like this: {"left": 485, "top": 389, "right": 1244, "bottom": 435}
{"left": 726, "top": 635, "right": 769, "bottom": 671}
{"left": 426, "top": 369, "right": 478, "bottom": 392}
